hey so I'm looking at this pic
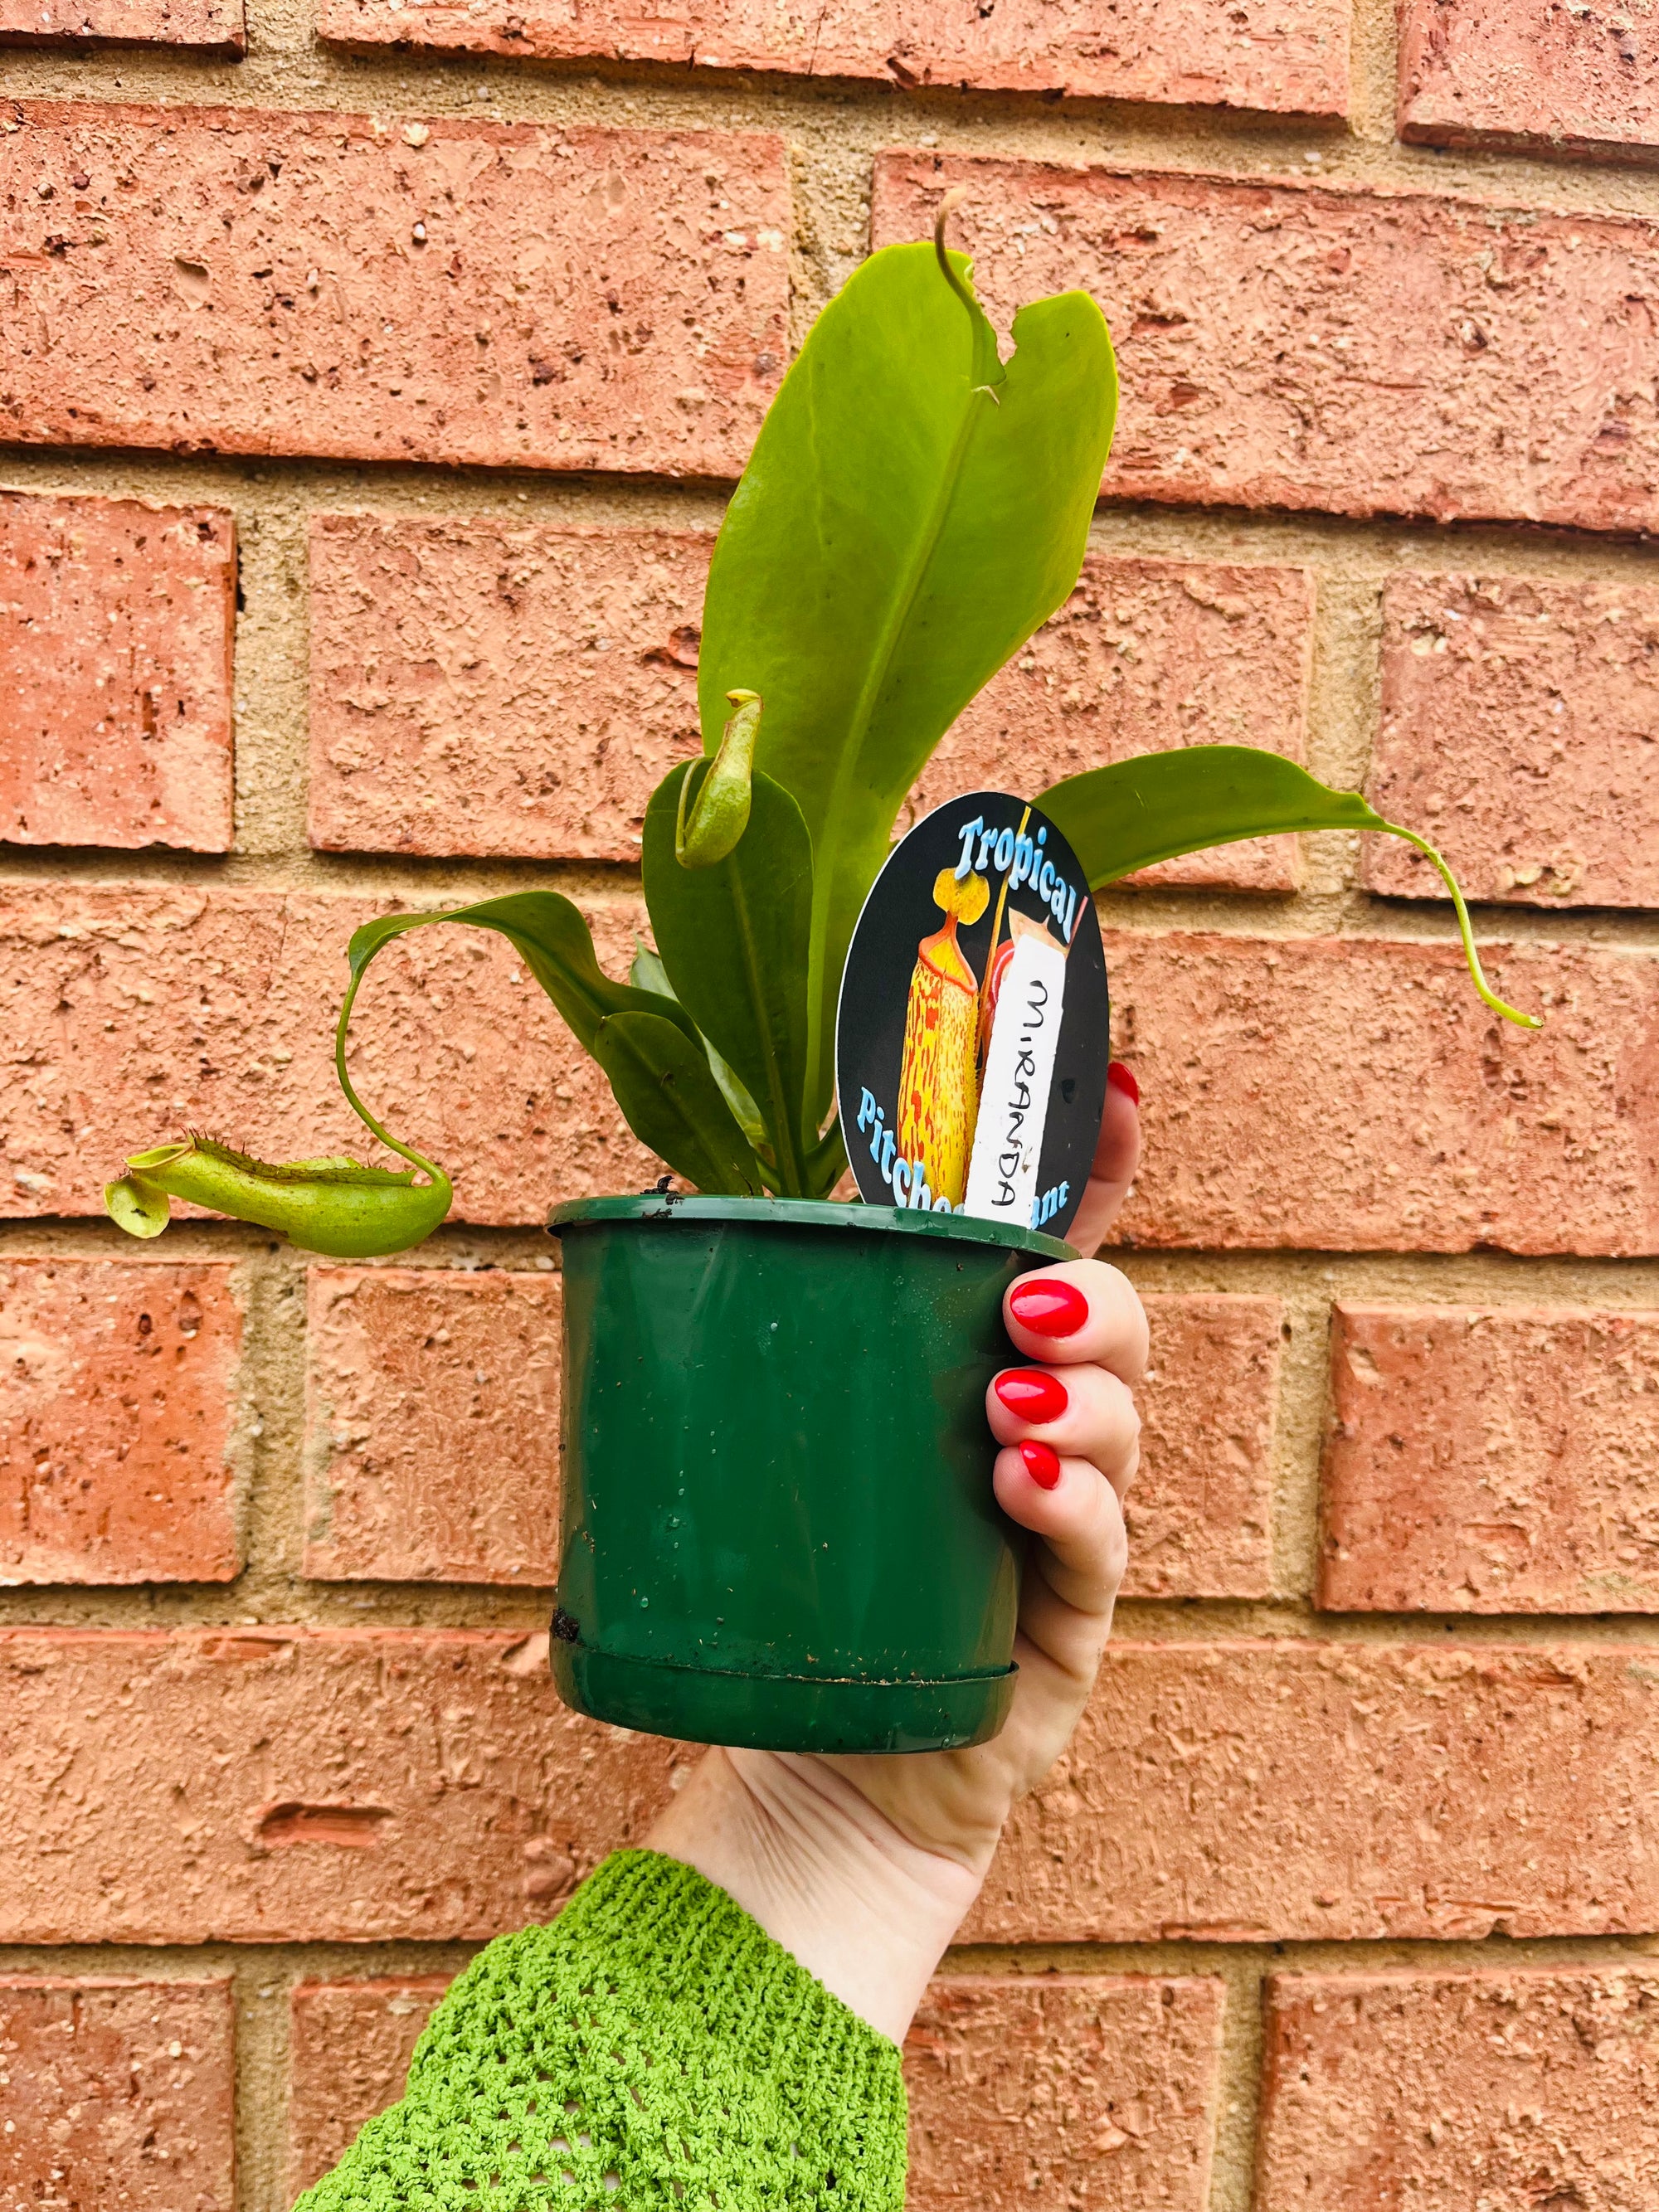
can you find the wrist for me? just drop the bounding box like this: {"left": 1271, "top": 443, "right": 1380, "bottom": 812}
{"left": 643, "top": 1747, "right": 983, "bottom": 2044}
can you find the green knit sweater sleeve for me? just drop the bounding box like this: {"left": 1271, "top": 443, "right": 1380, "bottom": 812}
{"left": 293, "top": 1849, "right": 908, "bottom": 2212}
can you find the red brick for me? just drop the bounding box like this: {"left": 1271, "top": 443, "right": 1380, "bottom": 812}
{"left": 914, "top": 555, "right": 1313, "bottom": 894}
{"left": 1365, "top": 571, "right": 1659, "bottom": 910}
{"left": 287, "top": 1977, "right": 450, "bottom": 2200}
{"left": 1399, "top": 0, "right": 1659, "bottom": 165}
{"left": 0, "top": 0, "right": 241, "bottom": 47}
{"left": 301, "top": 1273, "right": 1272, "bottom": 1596}
{"left": 289, "top": 1967, "right": 1227, "bottom": 2208}
{"left": 0, "top": 1627, "right": 686, "bottom": 1942}
{"left": 873, "top": 157, "right": 1659, "bottom": 533}
{"left": 969, "top": 1640, "right": 1659, "bottom": 1942}
{"left": 13, "top": 905, "right": 1654, "bottom": 1254}
{"left": 306, "top": 517, "right": 708, "bottom": 862}
{"left": 0, "top": 885, "right": 655, "bottom": 1226}
{"left": 0, "top": 1258, "right": 242, "bottom": 1586}
{"left": 0, "top": 1975, "right": 236, "bottom": 2206}
{"left": 1123, "top": 1295, "right": 1279, "bottom": 1601}
{"left": 307, "top": 526, "right": 1311, "bottom": 887}
{"left": 0, "top": 491, "right": 235, "bottom": 853}
{"left": 1258, "top": 1966, "right": 1659, "bottom": 2210}
{"left": 316, "top": 0, "right": 1349, "bottom": 115}
{"left": 0, "top": 106, "right": 788, "bottom": 479}
{"left": 304, "top": 1266, "right": 560, "bottom": 1584}
{"left": 1321, "top": 1303, "right": 1659, "bottom": 1615}
{"left": 1101, "top": 930, "right": 1659, "bottom": 1258}
{"left": 299, "top": 1276, "right": 1269, "bottom": 1596}
{"left": 906, "top": 1975, "right": 1224, "bottom": 2210}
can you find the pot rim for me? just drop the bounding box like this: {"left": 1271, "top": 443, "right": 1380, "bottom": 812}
{"left": 547, "top": 1190, "right": 1077, "bottom": 1263}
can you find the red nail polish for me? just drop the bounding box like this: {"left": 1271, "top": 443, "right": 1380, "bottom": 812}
{"left": 994, "top": 1369, "right": 1069, "bottom": 1422}
{"left": 1019, "top": 1439, "right": 1062, "bottom": 1490}
{"left": 1009, "top": 1277, "right": 1089, "bottom": 1338}
{"left": 1107, "top": 1061, "right": 1140, "bottom": 1106}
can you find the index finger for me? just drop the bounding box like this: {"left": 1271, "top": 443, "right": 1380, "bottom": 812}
{"left": 1003, "top": 1257, "right": 1148, "bottom": 1383}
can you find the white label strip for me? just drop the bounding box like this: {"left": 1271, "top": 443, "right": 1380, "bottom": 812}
{"left": 962, "top": 931, "right": 1068, "bottom": 1230}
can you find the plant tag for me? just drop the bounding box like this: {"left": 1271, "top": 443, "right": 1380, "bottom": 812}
{"left": 835, "top": 790, "right": 1109, "bottom": 1242}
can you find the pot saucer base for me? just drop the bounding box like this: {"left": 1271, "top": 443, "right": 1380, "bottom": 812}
{"left": 552, "top": 1636, "right": 1016, "bottom": 1755}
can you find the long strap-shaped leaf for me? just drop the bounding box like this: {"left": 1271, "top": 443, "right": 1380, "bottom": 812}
{"left": 1039, "top": 747, "right": 1541, "bottom": 1029}
{"left": 590, "top": 1012, "right": 764, "bottom": 1197}
{"left": 644, "top": 763, "right": 815, "bottom": 1192}
{"left": 341, "top": 891, "right": 703, "bottom": 1055}
{"left": 337, "top": 892, "right": 762, "bottom": 1198}
{"left": 697, "top": 238, "right": 1118, "bottom": 1126}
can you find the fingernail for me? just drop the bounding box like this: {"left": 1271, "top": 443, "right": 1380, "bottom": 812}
{"left": 1019, "top": 1439, "right": 1062, "bottom": 1490}
{"left": 1107, "top": 1061, "right": 1140, "bottom": 1106}
{"left": 1009, "top": 1277, "right": 1089, "bottom": 1338}
{"left": 994, "top": 1369, "right": 1069, "bottom": 1423}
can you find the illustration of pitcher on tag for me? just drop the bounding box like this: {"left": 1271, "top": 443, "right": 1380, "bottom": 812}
{"left": 897, "top": 867, "right": 990, "bottom": 1209}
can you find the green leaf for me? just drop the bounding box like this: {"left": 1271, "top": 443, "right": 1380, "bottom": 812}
{"left": 804, "top": 1119, "right": 849, "bottom": 1202}
{"left": 344, "top": 892, "right": 698, "bottom": 1057}
{"left": 103, "top": 1136, "right": 453, "bottom": 1258}
{"left": 589, "top": 1012, "right": 765, "bottom": 1196}
{"left": 630, "top": 941, "right": 769, "bottom": 1154}
{"left": 108, "top": 889, "right": 716, "bottom": 1255}
{"left": 645, "top": 762, "right": 816, "bottom": 1191}
{"left": 329, "top": 889, "right": 718, "bottom": 1203}
{"left": 697, "top": 237, "right": 1118, "bottom": 1125}
{"left": 1039, "top": 746, "right": 1541, "bottom": 1031}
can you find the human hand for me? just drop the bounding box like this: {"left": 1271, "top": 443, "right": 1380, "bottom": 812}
{"left": 645, "top": 1064, "right": 1145, "bottom": 2039}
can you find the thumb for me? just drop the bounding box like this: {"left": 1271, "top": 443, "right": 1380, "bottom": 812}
{"left": 1067, "top": 1063, "right": 1141, "bottom": 1254}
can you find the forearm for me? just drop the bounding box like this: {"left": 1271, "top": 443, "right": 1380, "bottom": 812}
{"left": 645, "top": 1746, "right": 983, "bottom": 2044}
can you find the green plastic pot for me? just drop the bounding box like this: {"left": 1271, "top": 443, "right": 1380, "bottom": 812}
{"left": 546, "top": 1194, "right": 1073, "bottom": 1754}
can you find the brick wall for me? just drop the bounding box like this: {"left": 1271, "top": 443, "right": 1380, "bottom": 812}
{"left": 2, "top": 2, "right": 1657, "bottom": 2205}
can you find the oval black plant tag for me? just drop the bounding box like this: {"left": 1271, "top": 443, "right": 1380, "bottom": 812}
{"left": 835, "top": 790, "right": 1109, "bottom": 1243}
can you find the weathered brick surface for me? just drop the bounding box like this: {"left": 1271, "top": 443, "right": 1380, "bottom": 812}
{"left": 309, "top": 525, "right": 1310, "bottom": 892}
{"left": 299, "top": 1276, "right": 1270, "bottom": 1597}
{"left": 1124, "top": 1295, "right": 1279, "bottom": 1601}
{"left": 0, "top": 1975, "right": 236, "bottom": 2205}
{"left": 13, "top": 905, "right": 1651, "bottom": 1252}
{"left": 0, "top": 106, "right": 788, "bottom": 479}
{"left": 26, "top": 1630, "right": 1653, "bottom": 1951}
{"left": 304, "top": 1266, "right": 560, "bottom": 1585}
{"left": 916, "top": 555, "right": 1313, "bottom": 893}
{"left": 0, "top": 885, "right": 656, "bottom": 1226}
{"left": 1365, "top": 571, "right": 1659, "bottom": 910}
{"left": 906, "top": 1975, "right": 1224, "bottom": 2210}
{"left": 1321, "top": 1303, "right": 1659, "bottom": 1615}
{"left": 307, "top": 517, "right": 708, "bottom": 862}
{"left": 968, "top": 1641, "right": 1659, "bottom": 1942}
{"left": 0, "top": 490, "right": 235, "bottom": 853}
{"left": 0, "top": 0, "right": 242, "bottom": 47}
{"left": 0, "top": 1257, "right": 242, "bottom": 1586}
{"left": 1102, "top": 931, "right": 1659, "bottom": 1258}
{"left": 1399, "top": 0, "right": 1659, "bottom": 164}
{"left": 316, "top": 0, "right": 1349, "bottom": 115}
{"left": 0, "top": 1627, "right": 685, "bottom": 1942}
{"left": 873, "top": 157, "right": 1659, "bottom": 532}
{"left": 1258, "top": 1966, "right": 1659, "bottom": 2210}
{"left": 288, "top": 1977, "right": 451, "bottom": 2200}
{"left": 289, "top": 1969, "right": 1227, "bottom": 2209}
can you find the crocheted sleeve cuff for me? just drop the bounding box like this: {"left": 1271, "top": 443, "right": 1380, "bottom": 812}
{"left": 299, "top": 1847, "right": 908, "bottom": 2212}
{"left": 547, "top": 1849, "right": 909, "bottom": 2184}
